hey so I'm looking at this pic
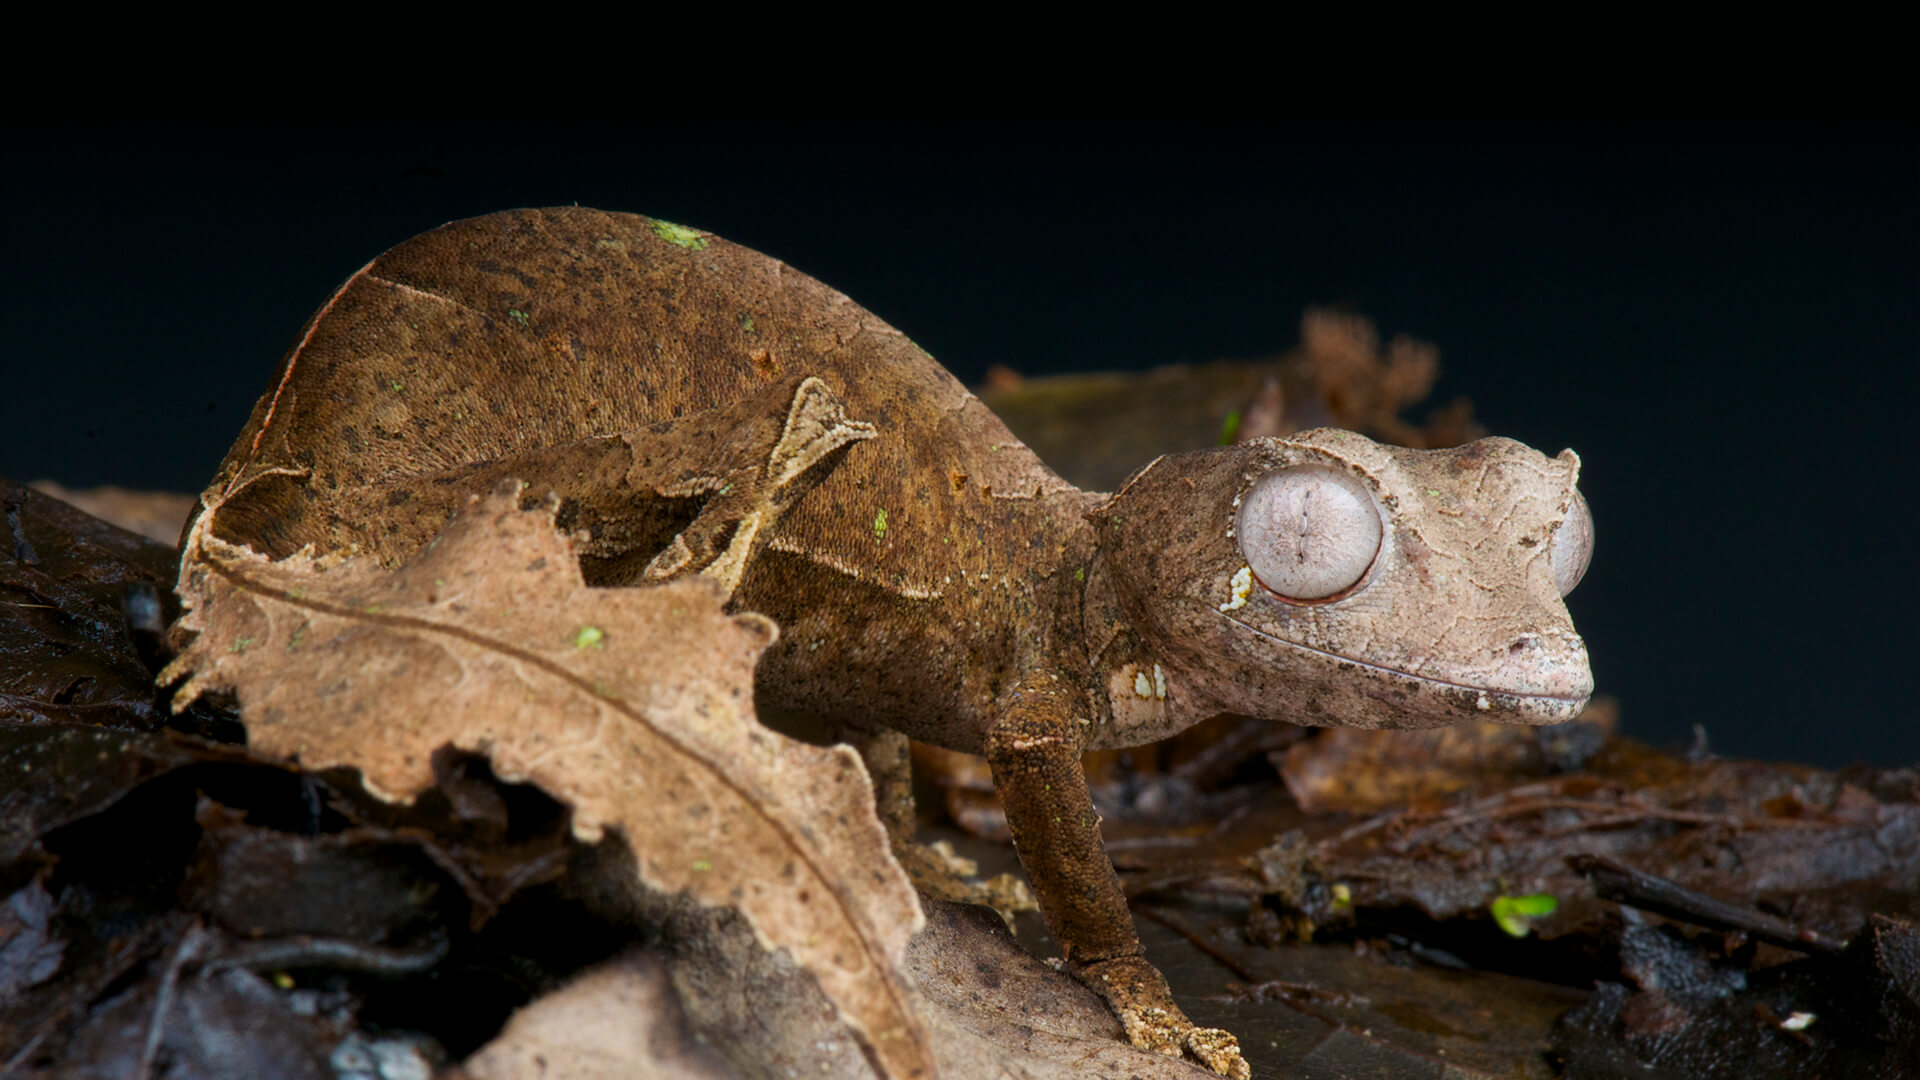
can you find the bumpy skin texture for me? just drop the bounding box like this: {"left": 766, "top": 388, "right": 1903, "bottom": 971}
{"left": 189, "top": 208, "right": 1593, "bottom": 1077}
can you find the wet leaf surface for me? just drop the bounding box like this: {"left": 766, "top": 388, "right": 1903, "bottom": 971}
{"left": 0, "top": 481, "right": 187, "bottom": 731}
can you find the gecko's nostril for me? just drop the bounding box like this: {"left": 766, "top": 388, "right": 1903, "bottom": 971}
{"left": 1509, "top": 639, "right": 1531, "bottom": 656}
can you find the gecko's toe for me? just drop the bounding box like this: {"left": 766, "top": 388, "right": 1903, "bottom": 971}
{"left": 1184, "top": 1026, "right": 1250, "bottom": 1079}
{"left": 1115, "top": 1006, "right": 1184, "bottom": 1058}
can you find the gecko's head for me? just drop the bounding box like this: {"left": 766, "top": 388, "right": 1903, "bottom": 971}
{"left": 1090, "top": 429, "right": 1593, "bottom": 729}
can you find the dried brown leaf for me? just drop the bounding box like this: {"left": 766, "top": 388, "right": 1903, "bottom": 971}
{"left": 163, "top": 481, "right": 933, "bottom": 1079}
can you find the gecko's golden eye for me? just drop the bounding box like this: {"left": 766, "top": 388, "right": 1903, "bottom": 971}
{"left": 1550, "top": 489, "right": 1593, "bottom": 597}
{"left": 1237, "top": 465, "right": 1383, "bottom": 601}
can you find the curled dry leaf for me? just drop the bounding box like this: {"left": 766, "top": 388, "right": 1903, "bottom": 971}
{"left": 162, "top": 481, "right": 933, "bottom": 1080}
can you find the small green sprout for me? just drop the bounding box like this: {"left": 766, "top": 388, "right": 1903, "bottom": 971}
{"left": 1491, "top": 892, "right": 1558, "bottom": 938}
{"left": 1218, "top": 410, "right": 1242, "bottom": 445}
{"left": 573, "top": 625, "right": 606, "bottom": 649}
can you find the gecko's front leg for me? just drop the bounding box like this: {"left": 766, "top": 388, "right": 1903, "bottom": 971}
{"left": 985, "top": 671, "right": 1249, "bottom": 1080}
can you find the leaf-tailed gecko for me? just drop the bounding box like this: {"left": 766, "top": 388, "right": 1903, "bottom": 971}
{"left": 185, "top": 208, "right": 1593, "bottom": 1078}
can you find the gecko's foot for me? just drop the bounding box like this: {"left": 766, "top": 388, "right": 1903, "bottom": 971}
{"left": 1077, "top": 956, "right": 1251, "bottom": 1079}
{"left": 895, "top": 839, "right": 1037, "bottom": 928}
{"left": 1183, "top": 1026, "right": 1250, "bottom": 1079}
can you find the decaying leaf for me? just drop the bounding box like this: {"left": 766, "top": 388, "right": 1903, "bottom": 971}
{"left": 980, "top": 307, "right": 1483, "bottom": 494}
{"left": 163, "top": 481, "right": 933, "bottom": 1080}
{"left": 26, "top": 481, "right": 197, "bottom": 549}
{"left": 1278, "top": 701, "right": 1618, "bottom": 813}
{"left": 1, "top": 480, "right": 184, "bottom": 730}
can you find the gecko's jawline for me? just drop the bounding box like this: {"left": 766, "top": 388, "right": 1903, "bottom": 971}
{"left": 1220, "top": 613, "right": 1590, "bottom": 713}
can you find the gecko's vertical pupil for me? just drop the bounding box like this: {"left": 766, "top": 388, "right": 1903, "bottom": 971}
{"left": 1236, "top": 464, "right": 1382, "bottom": 601}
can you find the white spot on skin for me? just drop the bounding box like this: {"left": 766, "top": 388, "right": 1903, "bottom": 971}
{"left": 1781, "top": 1012, "right": 1816, "bottom": 1031}
{"left": 1476, "top": 692, "right": 1491, "bottom": 711}
{"left": 1152, "top": 663, "right": 1167, "bottom": 700}
{"left": 1219, "top": 566, "right": 1253, "bottom": 612}
{"left": 1134, "top": 671, "right": 1153, "bottom": 698}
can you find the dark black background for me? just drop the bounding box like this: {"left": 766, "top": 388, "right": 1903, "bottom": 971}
{"left": 4, "top": 126, "right": 1914, "bottom": 768}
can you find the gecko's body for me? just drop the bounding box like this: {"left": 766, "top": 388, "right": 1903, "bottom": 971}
{"left": 195, "top": 208, "right": 1593, "bottom": 1077}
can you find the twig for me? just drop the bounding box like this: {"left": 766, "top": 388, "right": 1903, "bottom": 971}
{"left": 1136, "top": 904, "right": 1261, "bottom": 983}
{"left": 1327, "top": 791, "right": 1831, "bottom": 856}
{"left": 1567, "top": 854, "right": 1847, "bottom": 955}
{"left": 202, "top": 930, "right": 451, "bottom": 978}
{"left": 139, "top": 923, "right": 211, "bottom": 1079}
{"left": 1, "top": 1031, "right": 49, "bottom": 1078}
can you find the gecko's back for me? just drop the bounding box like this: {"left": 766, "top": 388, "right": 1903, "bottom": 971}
{"left": 201, "top": 208, "right": 1095, "bottom": 746}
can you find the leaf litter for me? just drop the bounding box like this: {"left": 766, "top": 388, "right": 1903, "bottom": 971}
{"left": 164, "top": 479, "right": 934, "bottom": 1079}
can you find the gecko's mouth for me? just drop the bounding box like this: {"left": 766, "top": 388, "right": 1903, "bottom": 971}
{"left": 1219, "top": 612, "right": 1592, "bottom": 720}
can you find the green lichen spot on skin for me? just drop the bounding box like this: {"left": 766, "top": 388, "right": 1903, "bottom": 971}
{"left": 740, "top": 313, "right": 756, "bottom": 334}
{"left": 286, "top": 626, "right": 306, "bottom": 652}
{"left": 1218, "top": 410, "right": 1242, "bottom": 445}
{"left": 651, "top": 219, "right": 709, "bottom": 250}
{"left": 874, "top": 508, "right": 889, "bottom": 539}
{"left": 508, "top": 309, "right": 531, "bottom": 328}
{"left": 1491, "top": 893, "right": 1558, "bottom": 937}
{"left": 387, "top": 379, "right": 403, "bottom": 393}
{"left": 573, "top": 625, "right": 606, "bottom": 649}
{"left": 692, "top": 858, "right": 713, "bottom": 872}
{"left": 1074, "top": 567, "right": 1085, "bottom": 582}
{"left": 228, "top": 636, "right": 254, "bottom": 654}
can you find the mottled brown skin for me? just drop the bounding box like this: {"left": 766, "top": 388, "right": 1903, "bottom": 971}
{"left": 200, "top": 209, "right": 1099, "bottom": 754}
{"left": 192, "top": 208, "right": 1591, "bottom": 1078}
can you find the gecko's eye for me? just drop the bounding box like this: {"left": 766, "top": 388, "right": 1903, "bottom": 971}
{"left": 1550, "top": 489, "right": 1593, "bottom": 597}
{"left": 1236, "top": 465, "right": 1383, "bottom": 601}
